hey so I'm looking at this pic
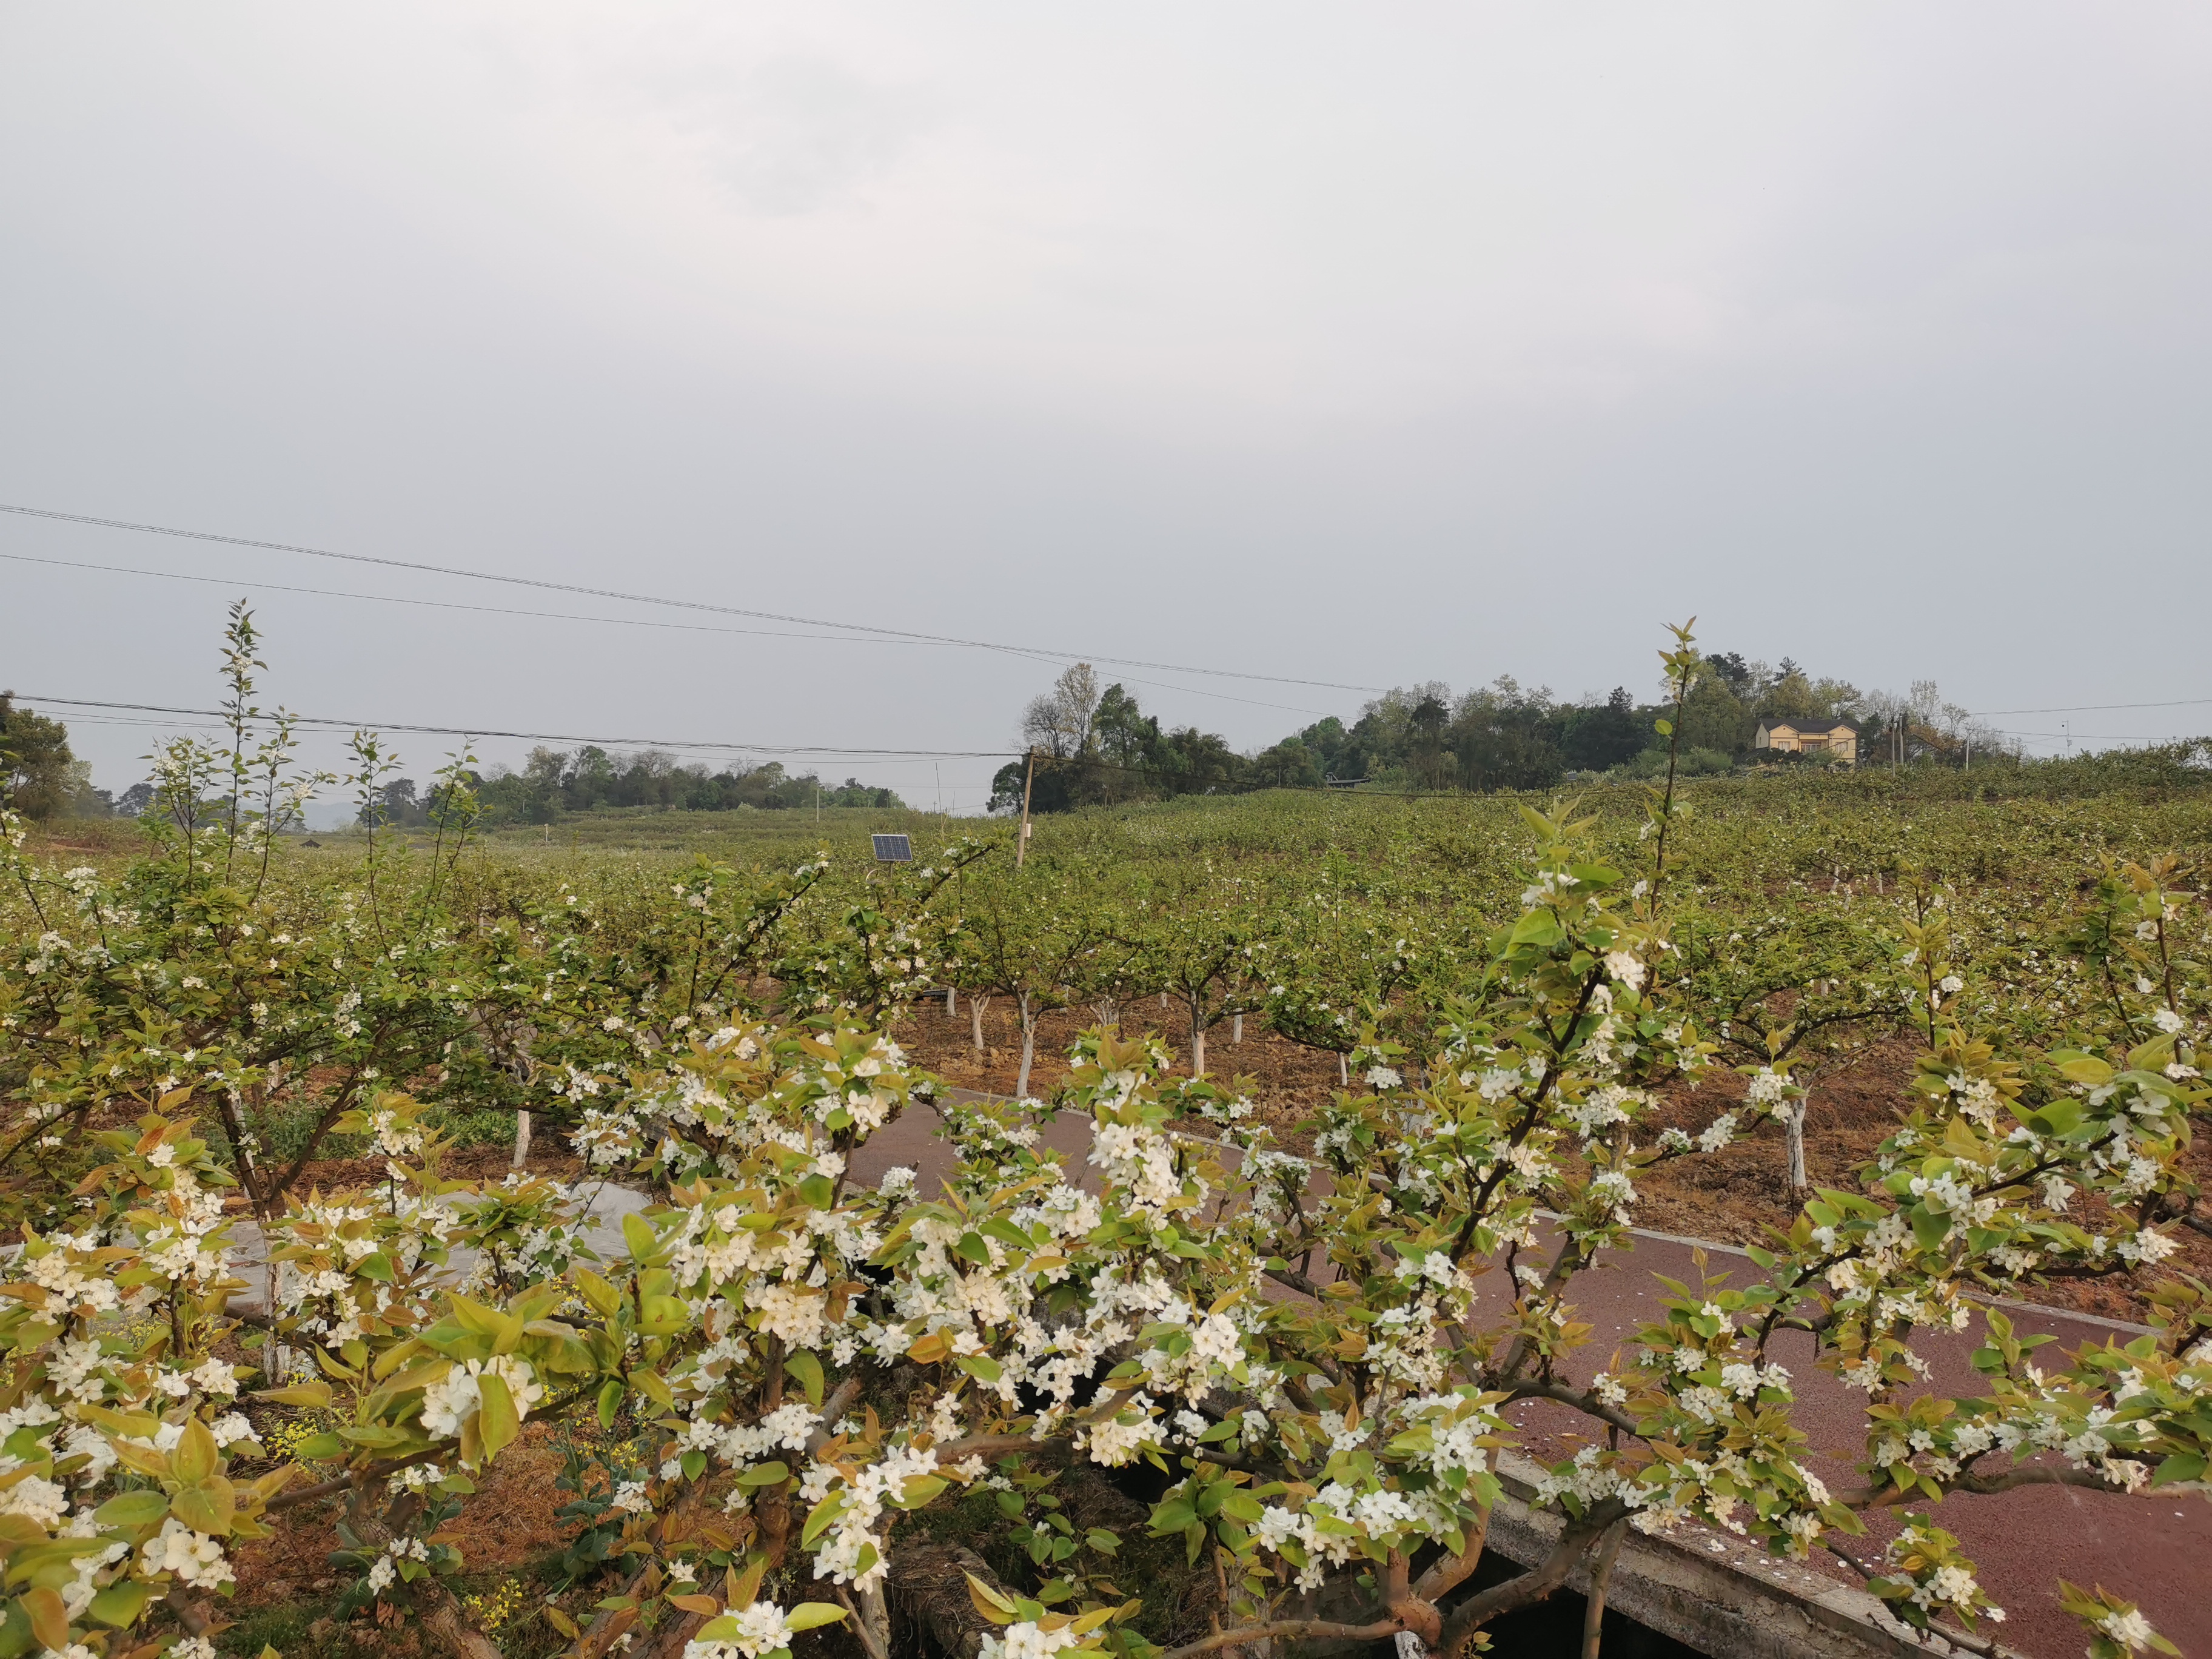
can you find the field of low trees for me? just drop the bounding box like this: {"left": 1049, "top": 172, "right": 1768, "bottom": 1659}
{"left": 1, "top": 615, "right": 2208, "bottom": 1659}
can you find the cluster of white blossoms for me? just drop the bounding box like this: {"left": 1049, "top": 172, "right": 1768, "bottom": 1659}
{"left": 661, "top": 1401, "right": 820, "bottom": 1484}
{"left": 685, "top": 1600, "right": 795, "bottom": 1659}
{"left": 807, "top": 1438, "right": 943, "bottom": 1592}
{"left": 139, "top": 1518, "right": 232, "bottom": 1590}
{"left": 1744, "top": 1067, "right": 1791, "bottom": 1113}
{"left": 420, "top": 1355, "right": 546, "bottom": 1443}
{"left": 1088, "top": 1119, "right": 1185, "bottom": 1212}
{"left": 364, "top": 1534, "right": 430, "bottom": 1594}
{"left": 976, "top": 1620, "right": 1090, "bottom": 1659}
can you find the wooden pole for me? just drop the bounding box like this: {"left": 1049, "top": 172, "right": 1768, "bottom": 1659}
{"left": 1014, "top": 747, "right": 1037, "bottom": 869}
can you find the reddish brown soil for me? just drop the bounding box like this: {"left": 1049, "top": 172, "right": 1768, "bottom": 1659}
{"left": 256, "top": 1140, "right": 590, "bottom": 1202}
{"left": 890, "top": 1004, "right": 2210, "bottom": 1324}
{"left": 224, "top": 1422, "right": 585, "bottom": 1653}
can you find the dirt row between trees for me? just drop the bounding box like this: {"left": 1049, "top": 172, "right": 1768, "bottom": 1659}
{"left": 886, "top": 999, "right": 2212, "bottom": 1326}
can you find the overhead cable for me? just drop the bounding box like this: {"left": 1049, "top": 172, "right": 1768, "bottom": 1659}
{"left": 0, "top": 501, "right": 1388, "bottom": 695}
{"left": 7, "top": 693, "right": 1017, "bottom": 761}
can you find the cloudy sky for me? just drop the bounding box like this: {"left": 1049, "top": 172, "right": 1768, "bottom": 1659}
{"left": 4, "top": 3, "right": 2208, "bottom": 816}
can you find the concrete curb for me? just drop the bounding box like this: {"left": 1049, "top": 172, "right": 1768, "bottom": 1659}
{"left": 1483, "top": 1452, "right": 2026, "bottom": 1659}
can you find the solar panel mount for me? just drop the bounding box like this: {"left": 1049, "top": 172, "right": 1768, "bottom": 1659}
{"left": 871, "top": 833, "right": 913, "bottom": 863}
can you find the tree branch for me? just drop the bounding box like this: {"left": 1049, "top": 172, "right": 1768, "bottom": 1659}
{"left": 1438, "top": 1503, "right": 1624, "bottom": 1659}
{"left": 1158, "top": 1618, "right": 1406, "bottom": 1659}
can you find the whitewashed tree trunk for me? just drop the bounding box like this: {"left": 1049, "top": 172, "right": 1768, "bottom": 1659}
{"left": 1339, "top": 1051, "right": 1350, "bottom": 1087}
{"left": 945, "top": 985, "right": 957, "bottom": 1016}
{"left": 1232, "top": 1013, "right": 1243, "bottom": 1045}
{"left": 970, "top": 994, "right": 991, "bottom": 1054}
{"left": 511, "top": 1109, "right": 532, "bottom": 1170}
{"left": 1016, "top": 992, "right": 1037, "bottom": 1099}
{"left": 1783, "top": 1096, "right": 1810, "bottom": 1192}
{"left": 1093, "top": 998, "right": 1121, "bottom": 1029}
{"left": 1188, "top": 994, "right": 1207, "bottom": 1076}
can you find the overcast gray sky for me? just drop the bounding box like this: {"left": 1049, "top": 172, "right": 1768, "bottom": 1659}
{"left": 4, "top": 3, "right": 2208, "bottom": 817}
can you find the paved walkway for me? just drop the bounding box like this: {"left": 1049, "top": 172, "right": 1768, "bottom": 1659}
{"left": 851, "top": 1095, "right": 2212, "bottom": 1659}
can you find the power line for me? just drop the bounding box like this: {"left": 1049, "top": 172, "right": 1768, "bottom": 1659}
{"left": 0, "top": 549, "right": 1341, "bottom": 722}
{"left": 1966, "top": 696, "right": 2212, "bottom": 717}
{"left": 0, "top": 501, "right": 1389, "bottom": 696}
{"left": 8, "top": 692, "right": 1017, "bottom": 762}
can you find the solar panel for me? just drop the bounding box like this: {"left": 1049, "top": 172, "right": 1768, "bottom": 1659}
{"left": 871, "top": 833, "right": 913, "bottom": 863}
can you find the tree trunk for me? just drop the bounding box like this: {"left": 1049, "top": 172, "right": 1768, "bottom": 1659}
{"left": 1339, "top": 1051, "right": 1350, "bottom": 1087}
{"left": 1783, "top": 1096, "right": 1809, "bottom": 1193}
{"left": 1233, "top": 1012, "right": 1243, "bottom": 1045}
{"left": 946, "top": 985, "right": 957, "bottom": 1017}
{"left": 423, "top": 1594, "right": 504, "bottom": 1659}
{"left": 1093, "top": 998, "right": 1120, "bottom": 1028}
{"left": 511, "top": 1109, "right": 531, "bottom": 1170}
{"left": 856, "top": 1582, "right": 893, "bottom": 1659}
{"left": 889, "top": 1543, "right": 1011, "bottom": 1658}
{"left": 1188, "top": 994, "right": 1207, "bottom": 1076}
{"left": 970, "top": 994, "right": 991, "bottom": 1054}
{"left": 1581, "top": 1520, "right": 1629, "bottom": 1659}
{"left": 1016, "top": 992, "right": 1036, "bottom": 1098}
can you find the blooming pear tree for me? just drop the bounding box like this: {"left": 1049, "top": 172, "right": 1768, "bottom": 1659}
{"left": 0, "top": 617, "right": 2206, "bottom": 1659}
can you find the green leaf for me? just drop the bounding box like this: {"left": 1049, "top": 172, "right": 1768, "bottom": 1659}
{"left": 477, "top": 1372, "right": 521, "bottom": 1464}
{"left": 2153, "top": 1452, "right": 2207, "bottom": 1487}
{"left": 2049, "top": 1051, "right": 2114, "bottom": 1087}
{"left": 799, "top": 1174, "right": 836, "bottom": 1209}
{"left": 170, "top": 1476, "right": 236, "bottom": 1537}
{"left": 1909, "top": 1204, "right": 1951, "bottom": 1252}
{"left": 785, "top": 1349, "right": 824, "bottom": 1407}
{"left": 92, "top": 1490, "right": 169, "bottom": 1529}
{"left": 785, "top": 1604, "right": 851, "bottom": 1632}
{"left": 894, "top": 1473, "right": 948, "bottom": 1509}
{"left": 598, "top": 1378, "right": 624, "bottom": 1429}
{"left": 954, "top": 1353, "right": 1002, "bottom": 1384}
{"left": 170, "top": 1418, "right": 220, "bottom": 1484}
{"left": 87, "top": 1578, "right": 148, "bottom": 1628}
{"left": 803, "top": 1492, "right": 848, "bottom": 1544}
{"left": 255, "top": 1381, "right": 333, "bottom": 1409}
{"left": 622, "top": 1211, "right": 661, "bottom": 1264}
{"left": 739, "top": 1461, "right": 791, "bottom": 1487}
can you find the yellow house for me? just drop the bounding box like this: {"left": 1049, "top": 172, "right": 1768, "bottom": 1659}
{"left": 1754, "top": 717, "right": 1858, "bottom": 763}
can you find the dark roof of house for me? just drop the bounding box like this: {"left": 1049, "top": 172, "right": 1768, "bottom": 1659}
{"left": 1757, "top": 716, "right": 1859, "bottom": 734}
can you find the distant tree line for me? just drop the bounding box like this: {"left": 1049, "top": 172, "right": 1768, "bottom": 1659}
{"left": 459, "top": 746, "right": 903, "bottom": 825}
{"left": 992, "top": 652, "right": 2025, "bottom": 811}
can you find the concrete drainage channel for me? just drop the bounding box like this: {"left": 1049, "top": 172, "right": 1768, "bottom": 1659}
{"left": 1467, "top": 1452, "right": 2022, "bottom": 1659}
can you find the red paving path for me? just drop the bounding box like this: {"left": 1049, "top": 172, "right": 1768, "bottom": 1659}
{"left": 850, "top": 1097, "right": 2212, "bottom": 1659}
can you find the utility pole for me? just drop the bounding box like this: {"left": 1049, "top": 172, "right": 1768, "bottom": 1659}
{"left": 1015, "top": 747, "right": 1037, "bottom": 869}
